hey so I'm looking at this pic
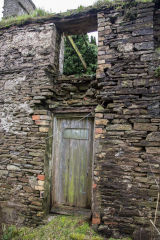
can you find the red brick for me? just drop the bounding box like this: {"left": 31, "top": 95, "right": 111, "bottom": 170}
{"left": 94, "top": 213, "right": 100, "bottom": 218}
{"left": 37, "top": 175, "right": 45, "bottom": 181}
{"left": 32, "top": 115, "right": 40, "bottom": 120}
{"left": 35, "top": 120, "right": 49, "bottom": 126}
{"left": 95, "top": 128, "right": 103, "bottom": 134}
{"left": 92, "top": 217, "right": 101, "bottom": 225}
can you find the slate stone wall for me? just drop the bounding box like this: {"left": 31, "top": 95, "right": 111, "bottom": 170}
{"left": 3, "top": 0, "right": 36, "bottom": 18}
{"left": 0, "top": 20, "right": 98, "bottom": 228}
{"left": 0, "top": 1, "right": 160, "bottom": 239}
{"left": 154, "top": 0, "right": 160, "bottom": 49}
{"left": 94, "top": 1, "right": 160, "bottom": 238}
{"left": 0, "top": 22, "right": 61, "bottom": 226}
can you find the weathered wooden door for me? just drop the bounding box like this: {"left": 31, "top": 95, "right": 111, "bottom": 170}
{"left": 52, "top": 116, "right": 93, "bottom": 209}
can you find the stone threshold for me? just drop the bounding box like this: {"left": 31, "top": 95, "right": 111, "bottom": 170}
{"left": 51, "top": 205, "right": 91, "bottom": 218}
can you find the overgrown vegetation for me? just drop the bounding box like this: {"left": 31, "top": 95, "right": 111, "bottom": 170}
{"left": 155, "top": 66, "right": 160, "bottom": 77}
{"left": 0, "top": 8, "right": 52, "bottom": 28}
{"left": 0, "top": 0, "right": 155, "bottom": 29}
{"left": 109, "top": 239, "right": 132, "bottom": 240}
{"left": 2, "top": 216, "right": 103, "bottom": 240}
{"left": 93, "top": 0, "right": 153, "bottom": 9}
{"left": 63, "top": 35, "right": 97, "bottom": 75}
{"left": 2, "top": 216, "right": 134, "bottom": 240}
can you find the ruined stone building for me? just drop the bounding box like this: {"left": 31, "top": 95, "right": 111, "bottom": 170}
{"left": 3, "top": 0, "right": 36, "bottom": 18}
{"left": 0, "top": 0, "right": 160, "bottom": 239}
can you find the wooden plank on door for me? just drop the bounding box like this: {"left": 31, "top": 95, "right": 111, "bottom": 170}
{"left": 52, "top": 116, "right": 93, "bottom": 209}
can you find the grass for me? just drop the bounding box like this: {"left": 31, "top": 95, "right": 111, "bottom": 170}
{"left": 2, "top": 216, "right": 104, "bottom": 240}
{"left": 92, "top": 0, "right": 115, "bottom": 9}
{"left": 109, "top": 239, "right": 132, "bottom": 240}
{"left": 0, "top": 0, "right": 155, "bottom": 29}
{"left": 136, "top": 0, "right": 153, "bottom": 2}
{"left": 2, "top": 216, "right": 133, "bottom": 240}
{"left": 93, "top": 0, "right": 153, "bottom": 8}
{"left": 0, "top": 8, "right": 53, "bottom": 28}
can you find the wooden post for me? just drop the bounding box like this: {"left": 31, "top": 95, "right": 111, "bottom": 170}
{"left": 67, "top": 36, "right": 87, "bottom": 71}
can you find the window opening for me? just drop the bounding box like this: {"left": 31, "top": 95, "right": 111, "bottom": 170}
{"left": 63, "top": 31, "right": 98, "bottom": 76}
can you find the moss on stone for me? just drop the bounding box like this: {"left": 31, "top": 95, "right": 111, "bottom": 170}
{"left": 95, "top": 105, "right": 105, "bottom": 112}
{"left": 155, "top": 47, "right": 160, "bottom": 53}
{"left": 155, "top": 66, "right": 160, "bottom": 78}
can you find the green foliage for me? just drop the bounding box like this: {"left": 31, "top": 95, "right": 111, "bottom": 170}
{"left": 2, "top": 225, "right": 18, "bottom": 240}
{"left": 70, "top": 233, "right": 103, "bottom": 240}
{"left": 2, "top": 216, "right": 104, "bottom": 240}
{"left": 93, "top": 0, "right": 154, "bottom": 8}
{"left": 93, "top": 0, "right": 113, "bottom": 8}
{"left": 155, "top": 66, "right": 160, "bottom": 78}
{"left": 155, "top": 47, "right": 160, "bottom": 53}
{"left": 76, "top": 5, "right": 86, "bottom": 12}
{"left": 109, "top": 238, "right": 132, "bottom": 240}
{"left": 136, "top": 0, "right": 153, "bottom": 2}
{"left": 63, "top": 34, "right": 97, "bottom": 75}
{"left": 33, "top": 8, "right": 51, "bottom": 17}
{"left": 0, "top": 8, "right": 52, "bottom": 28}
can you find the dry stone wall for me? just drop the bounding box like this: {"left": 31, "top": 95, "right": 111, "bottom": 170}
{"left": 94, "top": 1, "right": 160, "bottom": 238}
{"left": 0, "top": 1, "right": 160, "bottom": 239}
{"left": 0, "top": 22, "right": 61, "bottom": 226}
{"left": 154, "top": 1, "right": 160, "bottom": 49}
{"left": 0, "top": 20, "right": 98, "bottom": 227}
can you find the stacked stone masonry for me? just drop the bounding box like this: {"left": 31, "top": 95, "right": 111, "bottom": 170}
{"left": 0, "top": 22, "right": 61, "bottom": 226}
{"left": 96, "top": 1, "right": 160, "bottom": 238}
{"left": 0, "top": 1, "right": 160, "bottom": 239}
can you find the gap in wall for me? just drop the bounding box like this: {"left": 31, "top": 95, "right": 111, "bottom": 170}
{"left": 62, "top": 31, "right": 98, "bottom": 76}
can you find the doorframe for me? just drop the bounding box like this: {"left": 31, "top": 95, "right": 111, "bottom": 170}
{"left": 50, "top": 112, "right": 95, "bottom": 215}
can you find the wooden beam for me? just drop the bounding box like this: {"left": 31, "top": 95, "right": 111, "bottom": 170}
{"left": 67, "top": 36, "right": 87, "bottom": 71}
{"left": 82, "top": 34, "right": 89, "bottom": 47}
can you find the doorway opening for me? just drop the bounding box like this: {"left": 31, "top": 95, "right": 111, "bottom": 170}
{"left": 49, "top": 11, "right": 98, "bottom": 215}
{"left": 51, "top": 114, "right": 94, "bottom": 215}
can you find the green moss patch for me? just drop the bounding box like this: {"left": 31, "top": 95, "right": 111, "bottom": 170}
{"left": 155, "top": 66, "right": 160, "bottom": 78}
{"left": 2, "top": 216, "right": 104, "bottom": 240}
